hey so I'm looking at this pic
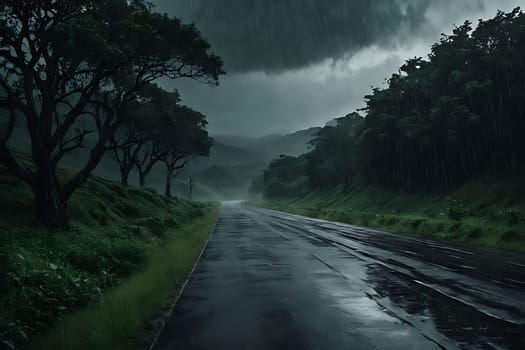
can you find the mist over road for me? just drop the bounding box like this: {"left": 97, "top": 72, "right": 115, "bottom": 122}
{"left": 153, "top": 202, "right": 525, "bottom": 350}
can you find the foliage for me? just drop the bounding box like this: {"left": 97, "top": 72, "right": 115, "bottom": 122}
{"left": 249, "top": 174, "right": 265, "bottom": 197}
{"left": 0, "top": 0, "right": 223, "bottom": 227}
{"left": 446, "top": 199, "right": 469, "bottom": 220}
{"left": 108, "top": 85, "right": 180, "bottom": 186}
{"left": 256, "top": 8, "right": 525, "bottom": 200}
{"left": 108, "top": 84, "right": 213, "bottom": 191}
{"left": 305, "top": 113, "right": 364, "bottom": 189}
{"left": 28, "top": 207, "right": 219, "bottom": 350}
{"left": 157, "top": 106, "right": 213, "bottom": 197}
{"left": 0, "top": 169, "right": 212, "bottom": 349}
{"left": 500, "top": 208, "right": 522, "bottom": 225}
{"left": 261, "top": 155, "right": 309, "bottom": 199}
{"left": 251, "top": 175, "right": 525, "bottom": 252}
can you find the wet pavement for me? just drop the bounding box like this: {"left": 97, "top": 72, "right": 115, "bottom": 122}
{"left": 152, "top": 201, "right": 525, "bottom": 350}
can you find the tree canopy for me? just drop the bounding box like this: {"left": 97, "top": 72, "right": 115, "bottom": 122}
{"left": 258, "top": 8, "right": 525, "bottom": 198}
{"left": 0, "top": 0, "right": 223, "bottom": 227}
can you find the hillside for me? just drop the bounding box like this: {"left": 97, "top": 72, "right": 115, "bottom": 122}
{"left": 215, "top": 127, "right": 320, "bottom": 159}
{"left": 254, "top": 9, "right": 525, "bottom": 252}
{"left": 6, "top": 123, "right": 319, "bottom": 201}
{"left": 178, "top": 127, "right": 320, "bottom": 199}
{"left": 0, "top": 166, "right": 218, "bottom": 349}
{"left": 255, "top": 176, "right": 525, "bottom": 251}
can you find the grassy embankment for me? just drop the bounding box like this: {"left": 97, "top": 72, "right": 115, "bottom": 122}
{"left": 254, "top": 176, "right": 525, "bottom": 252}
{"left": 0, "top": 166, "right": 218, "bottom": 349}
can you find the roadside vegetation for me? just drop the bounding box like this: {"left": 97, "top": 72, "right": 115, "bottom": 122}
{"left": 0, "top": 166, "right": 218, "bottom": 349}
{"left": 252, "top": 8, "right": 525, "bottom": 251}
{"left": 253, "top": 176, "right": 525, "bottom": 251}
{"left": 0, "top": 3, "right": 223, "bottom": 347}
{"left": 28, "top": 208, "right": 217, "bottom": 350}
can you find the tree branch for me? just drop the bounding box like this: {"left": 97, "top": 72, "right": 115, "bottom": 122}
{"left": 60, "top": 104, "right": 113, "bottom": 202}
{"left": 52, "top": 128, "right": 95, "bottom": 165}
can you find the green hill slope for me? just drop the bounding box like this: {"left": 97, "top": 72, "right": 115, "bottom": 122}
{"left": 255, "top": 176, "right": 525, "bottom": 251}
{"left": 0, "top": 166, "right": 218, "bottom": 349}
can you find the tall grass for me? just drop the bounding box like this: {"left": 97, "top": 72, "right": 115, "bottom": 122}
{"left": 0, "top": 164, "right": 217, "bottom": 349}
{"left": 252, "top": 176, "right": 525, "bottom": 251}
{"left": 28, "top": 207, "right": 218, "bottom": 350}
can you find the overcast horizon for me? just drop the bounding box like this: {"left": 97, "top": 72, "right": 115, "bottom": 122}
{"left": 153, "top": 0, "right": 524, "bottom": 137}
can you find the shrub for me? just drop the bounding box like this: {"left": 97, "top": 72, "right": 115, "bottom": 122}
{"left": 448, "top": 222, "right": 462, "bottom": 232}
{"left": 387, "top": 217, "right": 399, "bottom": 225}
{"left": 108, "top": 241, "right": 149, "bottom": 275}
{"left": 501, "top": 230, "right": 520, "bottom": 242}
{"left": 502, "top": 208, "right": 522, "bottom": 225}
{"left": 1, "top": 249, "right": 102, "bottom": 348}
{"left": 468, "top": 227, "right": 483, "bottom": 239}
{"left": 411, "top": 219, "right": 424, "bottom": 229}
{"left": 446, "top": 199, "right": 468, "bottom": 220}
{"left": 0, "top": 166, "right": 211, "bottom": 349}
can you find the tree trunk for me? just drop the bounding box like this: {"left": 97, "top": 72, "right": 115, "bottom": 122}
{"left": 165, "top": 168, "right": 173, "bottom": 197}
{"left": 188, "top": 178, "right": 193, "bottom": 201}
{"left": 120, "top": 166, "right": 130, "bottom": 186}
{"left": 137, "top": 157, "right": 158, "bottom": 187}
{"left": 139, "top": 172, "right": 146, "bottom": 187}
{"left": 32, "top": 169, "right": 69, "bottom": 228}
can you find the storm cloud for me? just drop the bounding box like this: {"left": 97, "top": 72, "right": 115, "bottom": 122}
{"left": 154, "top": 0, "right": 445, "bottom": 73}
{"left": 153, "top": 0, "right": 523, "bottom": 136}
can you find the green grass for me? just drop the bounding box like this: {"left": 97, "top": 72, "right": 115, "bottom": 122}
{"left": 27, "top": 209, "right": 218, "bottom": 350}
{"left": 0, "top": 165, "right": 218, "bottom": 349}
{"left": 252, "top": 176, "right": 525, "bottom": 251}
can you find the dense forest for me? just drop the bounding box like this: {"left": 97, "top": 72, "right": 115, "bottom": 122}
{"left": 257, "top": 8, "right": 525, "bottom": 198}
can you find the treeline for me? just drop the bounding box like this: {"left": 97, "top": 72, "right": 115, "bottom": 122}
{"left": 108, "top": 85, "right": 212, "bottom": 196}
{"left": 257, "top": 8, "right": 525, "bottom": 198}
{"left": 0, "top": 1, "right": 223, "bottom": 228}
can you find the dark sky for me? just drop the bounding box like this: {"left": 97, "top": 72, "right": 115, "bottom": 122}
{"left": 153, "top": 0, "right": 523, "bottom": 137}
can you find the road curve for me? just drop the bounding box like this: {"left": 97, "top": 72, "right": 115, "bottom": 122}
{"left": 152, "top": 201, "right": 525, "bottom": 350}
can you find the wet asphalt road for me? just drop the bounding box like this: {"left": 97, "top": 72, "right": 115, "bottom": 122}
{"left": 152, "top": 202, "right": 525, "bottom": 350}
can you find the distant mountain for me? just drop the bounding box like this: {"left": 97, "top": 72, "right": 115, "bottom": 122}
{"left": 215, "top": 126, "right": 320, "bottom": 160}
{"left": 179, "top": 127, "right": 320, "bottom": 199}
{"left": 208, "top": 141, "right": 264, "bottom": 165}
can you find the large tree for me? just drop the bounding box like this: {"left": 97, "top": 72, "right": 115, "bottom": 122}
{"left": 109, "top": 84, "right": 180, "bottom": 186}
{"left": 136, "top": 141, "right": 165, "bottom": 187}
{"left": 159, "top": 106, "right": 212, "bottom": 197}
{"left": 0, "top": 0, "right": 223, "bottom": 227}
